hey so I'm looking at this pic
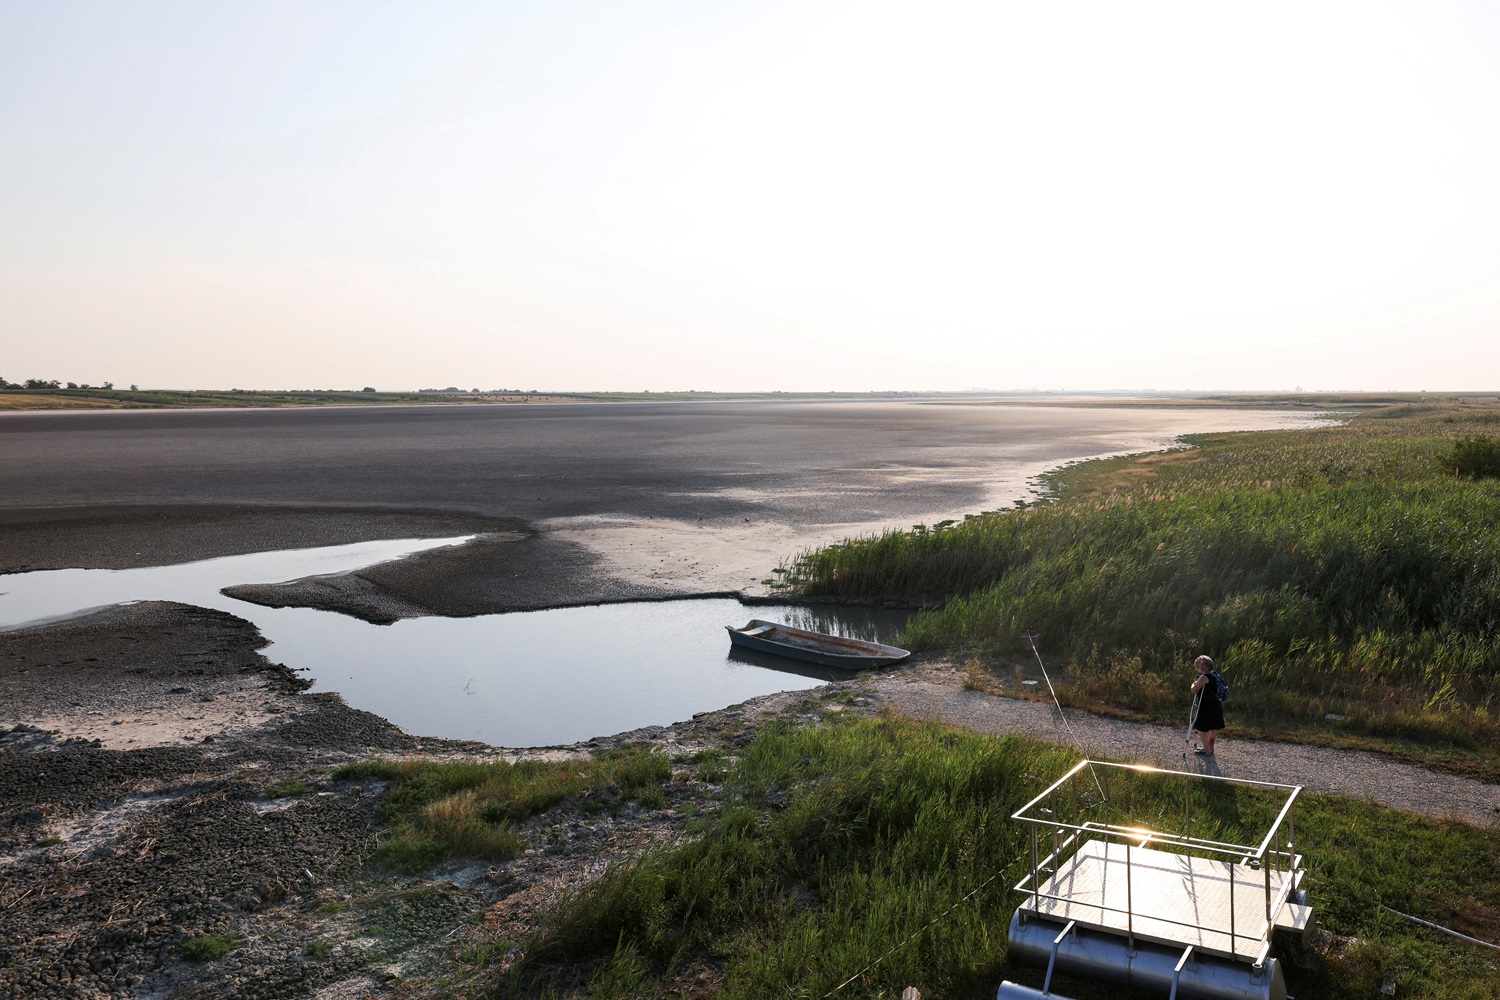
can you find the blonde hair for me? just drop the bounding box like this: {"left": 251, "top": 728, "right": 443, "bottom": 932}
{"left": 1195, "top": 655, "right": 1214, "bottom": 669}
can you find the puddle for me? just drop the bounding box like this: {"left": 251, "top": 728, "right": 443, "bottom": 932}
{"left": 0, "top": 539, "right": 909, "bottom": 746}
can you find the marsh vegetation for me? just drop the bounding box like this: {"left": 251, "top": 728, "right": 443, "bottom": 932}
{"left": 464, "top": 716, "right": 1499, "bottom": 999}
{"left": 782, "top": 404, "right": 1500, "bottom": 776}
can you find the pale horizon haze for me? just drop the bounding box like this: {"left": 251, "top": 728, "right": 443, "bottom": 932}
{"left": 3, "top": 1, "right": 1499, "bottom": 393}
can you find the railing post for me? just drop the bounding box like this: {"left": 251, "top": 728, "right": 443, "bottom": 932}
{"left": 1183, "top": 773, "right": 1191, "bottom": 838}
{"left": 1264, "top": 849, "right": 1273, "bottom": 926}
{"left": 1229, "top": 860, "right": 1237, "bottom": 961}
{"left": 1030, "top": 823, "right": 1039, "bottom": 912}
{"left": 1050, "top": 789, "right": 1059, "bottom": 866}
{"left": 1289, "top": 801, "right": 1296, "bottom": 870}
{"left": 1125, "top": 838, "right": 1134, "bottom": 948}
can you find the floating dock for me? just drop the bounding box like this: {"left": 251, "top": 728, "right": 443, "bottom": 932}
{"left": 998, "top": 760, "right": 1312, "bottom": 1000}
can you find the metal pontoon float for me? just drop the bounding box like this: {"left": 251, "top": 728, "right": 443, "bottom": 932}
{"left": 998, "top": 760, "right": 1314, "bottom": 1000}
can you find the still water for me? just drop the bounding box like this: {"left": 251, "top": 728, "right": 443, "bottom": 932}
{"left": 0, "top": 539, "right": 909, "bottom": 746}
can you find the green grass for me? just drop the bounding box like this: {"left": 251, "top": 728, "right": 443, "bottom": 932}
{"left": 265, "top": 778, "right": 310, "bottom": 799}
{"left": 181, "top": 933, "right": 243, "bottom": 961}
{"left": 781, "top": 404, "right": 1500, "bottom": 770}
{"left": 486, "top": 717, "right": 1500, "bottom": 1000}
{"left": 334, "top": 746, "right": 674, "bottom": 870}
{"left": 303, "top": 940, "right": 334, "bottom": 959}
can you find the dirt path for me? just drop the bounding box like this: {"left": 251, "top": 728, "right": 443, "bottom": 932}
{"left": 861, "top": 670, "right": 1500, "bottom": 828}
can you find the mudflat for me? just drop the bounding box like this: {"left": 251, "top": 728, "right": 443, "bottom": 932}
{"left": 1, "top": 399, "right": 1317, "bottom": 615}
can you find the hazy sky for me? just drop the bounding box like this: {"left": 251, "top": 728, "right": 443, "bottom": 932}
{"left": 4, "top": 1, "right": 1499, "bottom": 392}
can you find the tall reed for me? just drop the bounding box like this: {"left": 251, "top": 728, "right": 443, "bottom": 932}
{"left": 785, "top": 406, "right": 1500, "bottom": 749}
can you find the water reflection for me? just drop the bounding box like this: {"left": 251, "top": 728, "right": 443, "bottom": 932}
{"left": 723, "top": 645, "right": 852, "bottom": 684}
{"left": 0, "top": 541, "right": 910, "bottom": 746}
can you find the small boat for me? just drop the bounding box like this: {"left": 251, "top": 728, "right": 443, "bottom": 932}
{"left": 725, "top": 619, "right": 911, "bottom": 669}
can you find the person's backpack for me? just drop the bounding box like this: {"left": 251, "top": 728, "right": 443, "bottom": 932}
{"left": 1210, "top": 670, "right": 1230, "bottom": 702}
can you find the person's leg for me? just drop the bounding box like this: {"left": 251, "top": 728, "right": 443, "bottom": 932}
{"left": 1201, "top": 729, "right": 1217, "bottom": 754}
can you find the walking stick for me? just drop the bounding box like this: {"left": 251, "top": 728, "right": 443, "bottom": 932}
{"left": 1184, "top": 687, "right": 1203, "bottom": 763}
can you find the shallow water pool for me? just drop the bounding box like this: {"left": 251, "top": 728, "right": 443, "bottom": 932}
{"left": 0, "top": 539, "right": 909, "bottom": 746}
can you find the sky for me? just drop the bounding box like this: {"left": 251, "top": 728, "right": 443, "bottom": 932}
{"left": 3, "top": 0, "right": 1499, "bottom": 393}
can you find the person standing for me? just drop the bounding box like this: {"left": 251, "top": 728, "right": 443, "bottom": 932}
{"left": 1190, "top": 654, "right": 1225, "bottom": 755}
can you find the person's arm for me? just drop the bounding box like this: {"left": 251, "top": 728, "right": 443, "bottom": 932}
{"left": 1190, "top": 675, "right": 1207, "bottom": 693}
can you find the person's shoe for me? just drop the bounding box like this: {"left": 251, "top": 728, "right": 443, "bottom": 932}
{"left": 1193, "top": 747, "right": 1209, "bottom": 755}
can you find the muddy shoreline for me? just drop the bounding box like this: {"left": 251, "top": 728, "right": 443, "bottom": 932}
{"left": 0, "top": 494, "right": 889, "bottom": 999}
{"left": 0, "top": 599, "right": 825, "bottom": 999}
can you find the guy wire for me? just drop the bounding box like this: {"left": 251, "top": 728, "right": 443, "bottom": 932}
{"left": 819, "top": 845, "right": 1031, "bottom": 998}
{"left": 1024, "top": 631, "right": 1106, "bottom": 801}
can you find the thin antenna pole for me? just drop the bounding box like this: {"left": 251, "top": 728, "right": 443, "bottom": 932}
{"left": 1024, "top": 631, "right": 1105, "bottom": 801}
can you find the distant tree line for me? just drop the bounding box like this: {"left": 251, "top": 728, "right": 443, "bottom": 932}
{"left": 418, "top": 387, "right": 540, "bottom": 394}
{"left": 0, "top": 377, "right": 123, "bottom": 390}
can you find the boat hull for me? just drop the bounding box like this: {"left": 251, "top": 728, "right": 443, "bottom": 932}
{"left": 725, "top": 619, "right": 911, "bottom": 669}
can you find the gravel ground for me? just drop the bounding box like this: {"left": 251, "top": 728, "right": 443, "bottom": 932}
{"left": 863, "top": 667, "right": 1500, "bottom": 827}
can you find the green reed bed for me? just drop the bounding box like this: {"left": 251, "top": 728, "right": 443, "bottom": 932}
{"left": 487, "top": 717, "right": 1499, "bottom": 1000}
{"left": 782, "top": 406, "right": 1500, "bottom": 759}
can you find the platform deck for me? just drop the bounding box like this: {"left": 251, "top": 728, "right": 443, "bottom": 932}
{"left": 1020, "top": 838, "right": 1297, "bottom": 961}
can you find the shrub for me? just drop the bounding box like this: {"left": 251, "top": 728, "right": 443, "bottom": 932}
{"left": 1442, "top": 434, "right": 1500, "bottom": 479}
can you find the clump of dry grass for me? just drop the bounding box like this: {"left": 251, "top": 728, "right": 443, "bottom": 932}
{"left": 962, "top": 657, "right": 990, "bottom": 691}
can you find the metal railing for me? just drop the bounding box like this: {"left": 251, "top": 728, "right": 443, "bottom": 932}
{"left": 1011, "top": 759, "right": 1303, "bottom": 965}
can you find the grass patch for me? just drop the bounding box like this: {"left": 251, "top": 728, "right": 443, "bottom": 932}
{"left": 335, "top": 746, "right": 674, "bottom": 870}
{"left": 265, "top": 778, "right": 310, "bottom": 799}
{"left": 303, "top": 940, "right": 334, "bottom": 959}
{"left": 782, "top": 404, "right": 1500, "bottom": 767}
{"left": 181, "top": 933, "right": 243, "bottom": 961}
{"left": 493, "top": 717, "right": 1500, "bottom": 999}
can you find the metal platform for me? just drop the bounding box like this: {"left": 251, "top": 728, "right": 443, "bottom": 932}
{"left": 1002, "top": 759, "right": 1311, "bottom": 998}
{"left": 1019, "top": 838, "right": 1303, "bottom": 962}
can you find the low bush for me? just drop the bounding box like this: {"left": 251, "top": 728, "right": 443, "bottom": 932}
{"left": 1442, "top": 434, "right": 1500, "bottom": 479}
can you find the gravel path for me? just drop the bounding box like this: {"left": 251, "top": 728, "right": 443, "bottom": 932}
{"left": 867, "top": 676, "right": 1500, "bottom": 827}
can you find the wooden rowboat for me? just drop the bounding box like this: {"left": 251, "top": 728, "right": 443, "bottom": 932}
{"left": 725, "top": 619, "right": 911, "bottom": 669}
